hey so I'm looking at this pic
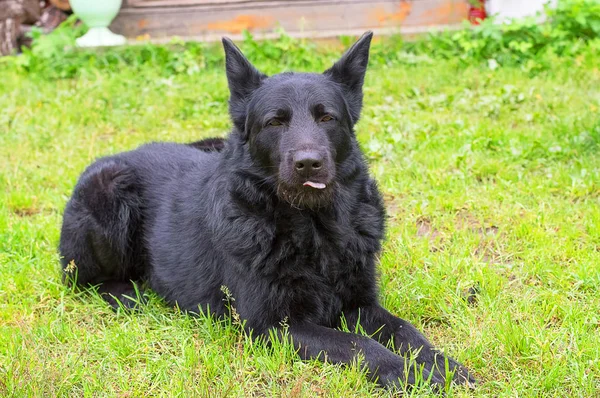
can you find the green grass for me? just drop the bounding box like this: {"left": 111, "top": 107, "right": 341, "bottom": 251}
{"left": 1, "top": 39, "right": 600, "bottom": 397}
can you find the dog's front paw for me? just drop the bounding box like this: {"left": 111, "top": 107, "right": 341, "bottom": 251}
{"left": 426, "top": 352, "right": 477, "bottom": 387}
{"left": 375, "top": 359, "right": 446, "bottom": 392}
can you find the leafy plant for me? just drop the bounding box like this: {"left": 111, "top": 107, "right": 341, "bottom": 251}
{"left": 404, "top": 0, "right": 600, "bottom": 72}
{"left": 547, "top": 0, "right": 600, "bottom": 39}
{"left": 466, "top": 0, "right": 485, "bottom": 7}
{"left": 2, "top": 0, "right": 599, "bottom": 79}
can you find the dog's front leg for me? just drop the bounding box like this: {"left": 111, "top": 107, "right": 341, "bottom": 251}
{"left": 343, "top": 305, "right": 476, "bottom": 386}
{"left": 284, "top": 322, "right": 444, "bottom": 389}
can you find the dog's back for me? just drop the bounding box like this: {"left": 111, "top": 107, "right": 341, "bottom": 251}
{"left": 59, "top": 142, "right": 221, "bottom": 306}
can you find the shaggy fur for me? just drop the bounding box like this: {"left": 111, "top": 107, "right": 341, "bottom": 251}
{"left": 187, "top": 137, "right": 226, "bottom": 152}
{"left": 59, "top": 32, "right": 475, "bottom": 390}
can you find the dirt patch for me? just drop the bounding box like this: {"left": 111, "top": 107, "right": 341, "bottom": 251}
{"left": 415, "top": 218, "right": 446, "bottom": 252}
{"left": 383, "top": 193, "right": 406, "bottom": 219}
{"left": 415, "top": 211, "right": 505, "bottom": 260}
{"left": 12, "top": 206, "right": 42, "bottom": 217}
{"left": 11, "top": 205, "right": 54, "bottom": 217}
{"left": 416, "top": 218, "right": 441, "bottom": 239}
{"left": 456, "top": 211, "right": 499, "bottom": 237}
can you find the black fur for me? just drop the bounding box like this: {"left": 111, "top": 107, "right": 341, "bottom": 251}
{"left": 59, "top": 32, "right": 475, "bottom": 390}
{"left": 187, "top": 137, "right": 226, "bottom": 152}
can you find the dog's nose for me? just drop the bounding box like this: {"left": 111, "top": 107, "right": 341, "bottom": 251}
{"left": 293, "top": 150, "right": 324, "bottom": 177}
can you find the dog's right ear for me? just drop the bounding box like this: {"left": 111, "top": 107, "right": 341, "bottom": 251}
{"left": 222, "top": 37, "right": 266, "bottom": 137}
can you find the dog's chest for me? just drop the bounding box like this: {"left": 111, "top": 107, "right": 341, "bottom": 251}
{"left": 264, "top": 210, "right": 377, "bottom": 319}
{"left": 225, "top": 195, "right": 383, "bottom": 324}
{"left": 274, "top": 210, "right": 352, "bottom": 268}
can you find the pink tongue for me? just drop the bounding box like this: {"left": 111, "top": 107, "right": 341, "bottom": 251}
{"left": 303, "top": 181, "right": 326, "bottom": 189}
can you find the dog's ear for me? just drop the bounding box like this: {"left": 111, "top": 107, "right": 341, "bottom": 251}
{"left": 323, "top": 31, "right": 373, "bottom": 123}
{"left": 222, "top": 37, "right": 266, "bottom": 137}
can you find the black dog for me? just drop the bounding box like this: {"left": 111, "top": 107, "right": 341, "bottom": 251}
{"left": 59, "top": 32, "right": 475, "bottom": 390}
{"left": 187, "top": 137, "right": 226, "bottom": 152}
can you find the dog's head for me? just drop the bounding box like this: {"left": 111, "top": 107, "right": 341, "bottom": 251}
{"left": 223, "top": 32, "right": 372, "bottom": 209}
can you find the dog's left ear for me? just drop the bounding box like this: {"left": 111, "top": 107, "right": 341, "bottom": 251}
{"left": 222, "top": 37, "right": 266, "bottom": 137}
{"left": 323, "top": 31, "right": 373, "bottom": 123}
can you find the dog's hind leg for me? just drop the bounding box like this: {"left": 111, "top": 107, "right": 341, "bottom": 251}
{"left": 59, "top": 159, "right": 146, "bottom": 309}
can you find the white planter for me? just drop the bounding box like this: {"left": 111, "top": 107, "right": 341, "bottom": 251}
{"left": 486, "top": 0, "right": 557, "bottom": 22}
{"left": 70, "top": 0, "right": 126, "bottom": 47}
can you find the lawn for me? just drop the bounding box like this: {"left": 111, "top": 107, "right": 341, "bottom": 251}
{"left": 1, "top": 35, "right": 599, "bottom": 397}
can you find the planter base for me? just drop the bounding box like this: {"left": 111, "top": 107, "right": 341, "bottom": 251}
{"left": 76, "top": 26, "right": 126, "bottom": 47}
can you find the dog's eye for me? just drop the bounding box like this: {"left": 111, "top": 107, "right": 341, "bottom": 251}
{"left": 320, "top": 115, "right": 335, "bottom": 123}
{"left": 267, "top": 119, "right": 283, "bottom": 127}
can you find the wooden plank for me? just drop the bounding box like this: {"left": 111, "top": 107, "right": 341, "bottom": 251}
{"left": 126, "top": 0, "right": 359, "bottom": 8}
{"left": 127, "top": 0, "right": 264, "bottom": 8}
{"left": 112, "top": 0, "right": 469, "bottom": 39}
{"left": 124, "top": 24, "right": 466, "bottom": 45}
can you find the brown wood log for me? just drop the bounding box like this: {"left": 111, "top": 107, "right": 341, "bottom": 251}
{"left": 21, "top": 0, "right": 40, "bottom": 24}
{"left": 0, "top": 0, "right": 20, "bottom": 20}
{"left": 37, "top": 5, "right": 68, "bottom": 30}
{"left": 49, "top": 0, "right": 71, "bottom": 12}
{"left": 0, "top": 0, "right": 41, "bottom": 55}
{"left": 0, "top": 0, "right": 41, "bottom": 23}
{"left": 0, "top": 17, "right": 19, "bottom": 55}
